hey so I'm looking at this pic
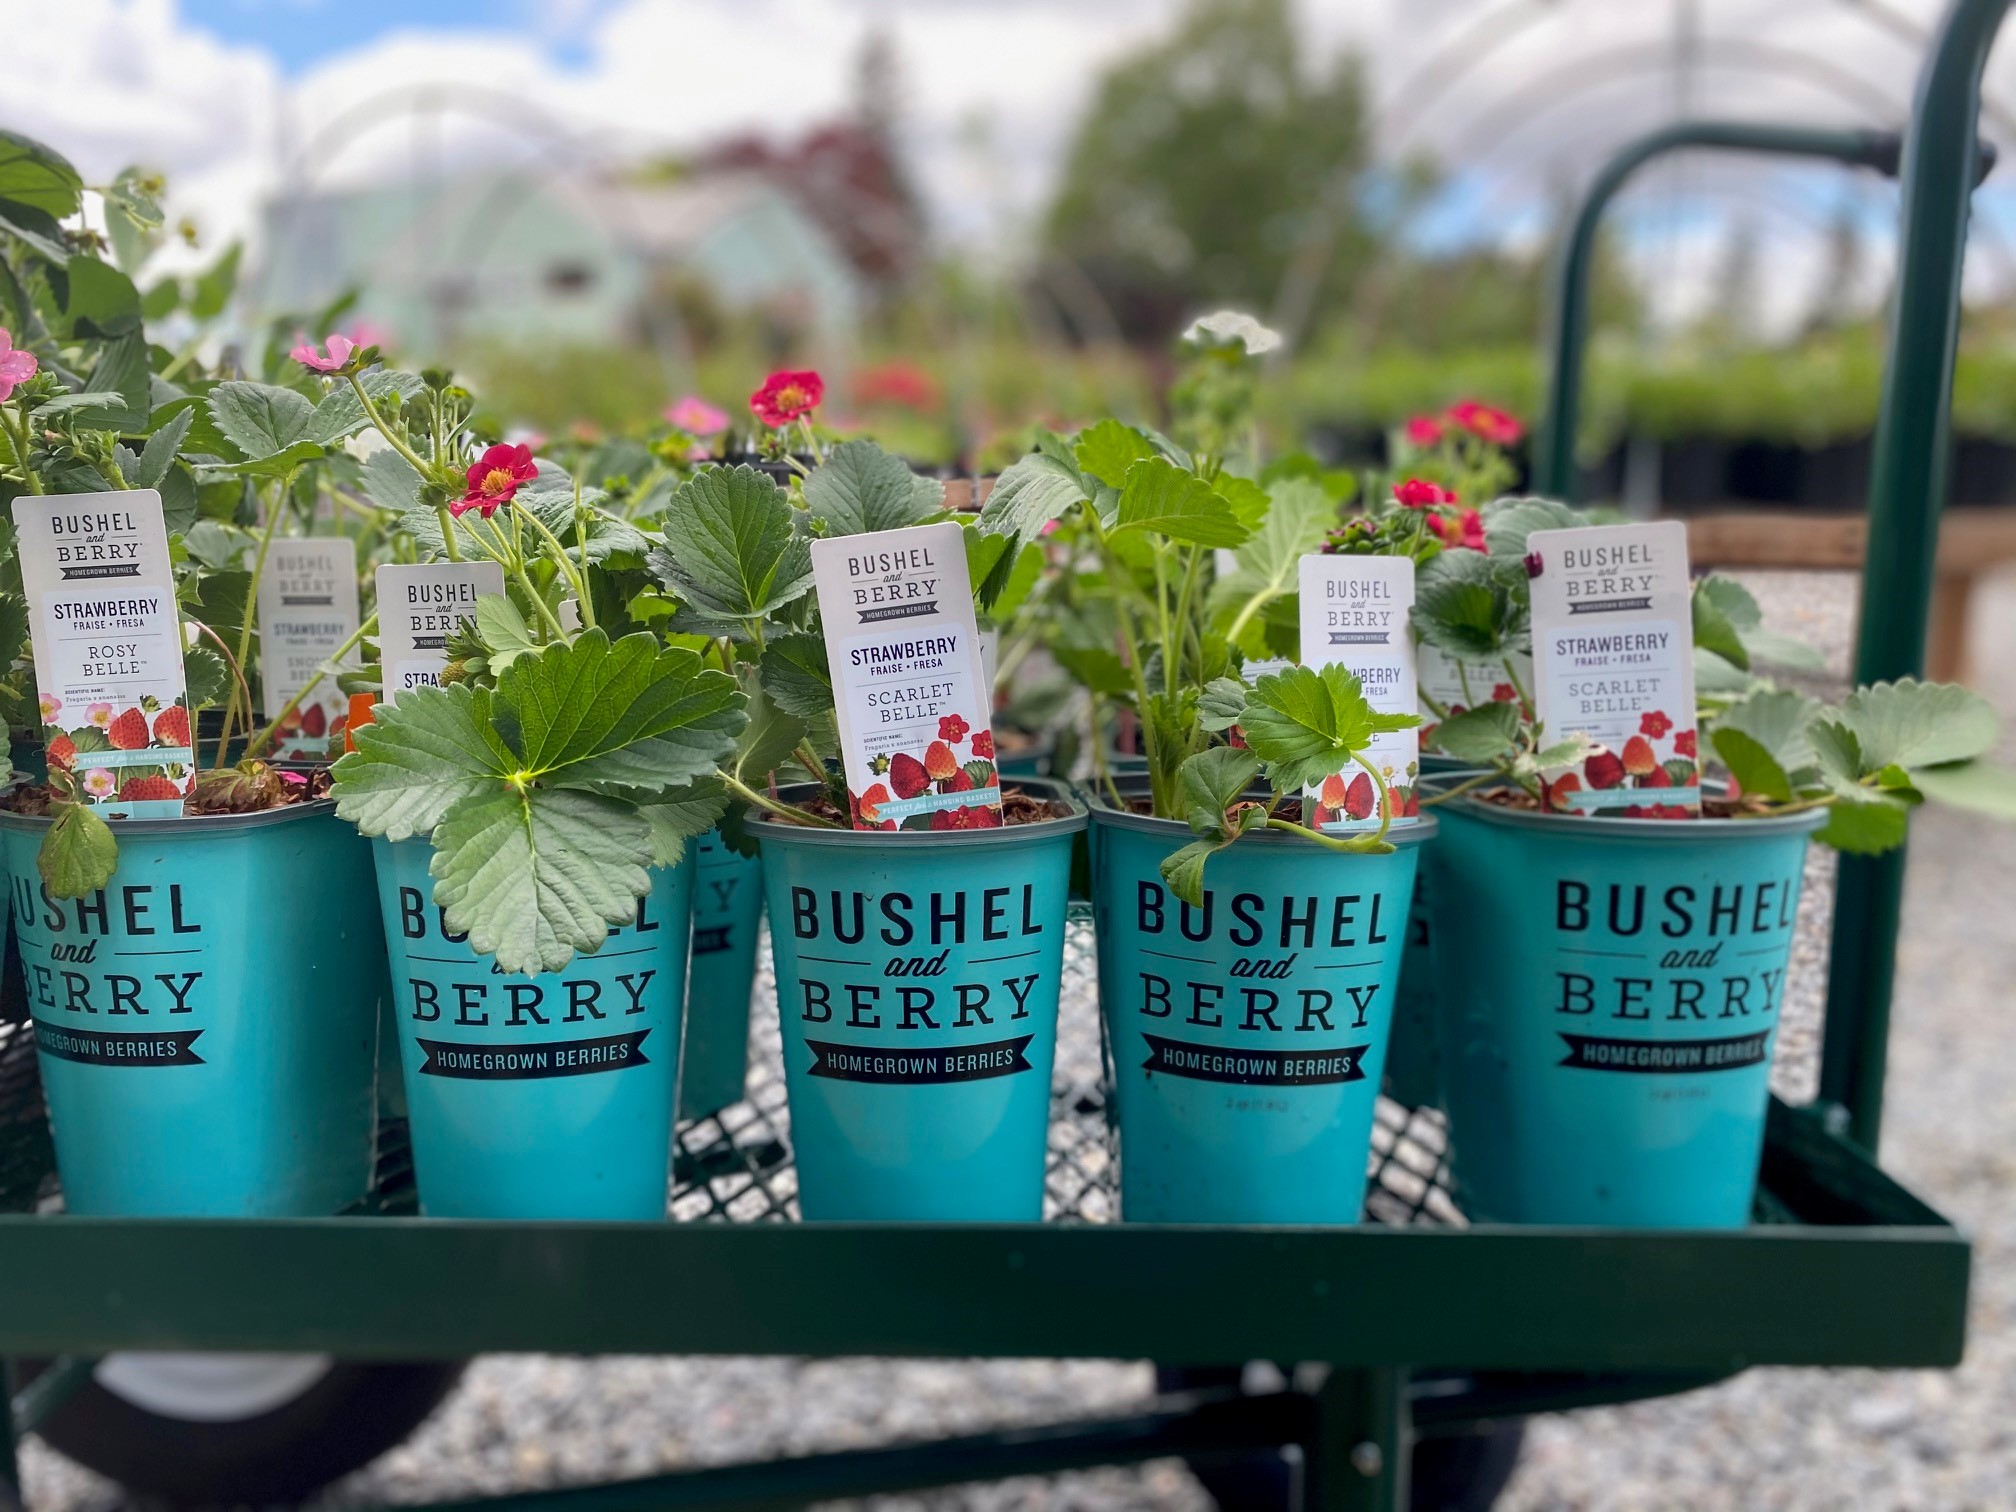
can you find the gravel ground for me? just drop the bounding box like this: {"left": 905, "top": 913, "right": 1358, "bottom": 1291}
{"left": 18, "top": 570, "right": 2015, "bottom": 1512}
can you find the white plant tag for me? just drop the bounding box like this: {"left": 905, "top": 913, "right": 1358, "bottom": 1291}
{"left": 375, "top": 562, "right": 504, "bottom": 706}
{"left": 811, "top": 521, "right": 1003, "bottom": 830}
{"left": 1297, "top": 554, "right": 1418, "bottom": 830}
{"left": 255, "top": 537, "right": 360, "bottom": 757}
{"left": 14, "top": 490, "right": 193, "bottom": 816}
{"left": 1527, "top": 520, "right": 1700, "bottom": 816}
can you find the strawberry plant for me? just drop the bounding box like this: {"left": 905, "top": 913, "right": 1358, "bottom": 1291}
{"left": 1411, "top": 497, "right": 2016, "bottom": 848}
{"left": 977, "top": 322, "right": 1421, "bottom": 904}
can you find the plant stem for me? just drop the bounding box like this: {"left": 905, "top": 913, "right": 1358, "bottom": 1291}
{"left": 349, "top": 373, "right": 435, "bottom": 482}
{"left": 514, "top": 493, "right": 591, "bottom": 612}
{"left": 434, "top": 505, "right": 465, "bottom": 562}
{"left": 243, "top": 612, "right": 377, "bottom": 760}
{"left": 3, "top": 405, "right": 42, "bottom": 493}
{"left": 1500, "top": 656, "right": 1531, "bottom": 710}
{"left": 1417, "top": 768, "right": 1498, "bottom": 808}
{"left": 190, "top": 619, "right": 254, "bottom": 768}
{"left": 215, "top": 468, "right": 297, "bottom": 767}
{"left": 721, "top": 770, "right": 840, "bottom": 828}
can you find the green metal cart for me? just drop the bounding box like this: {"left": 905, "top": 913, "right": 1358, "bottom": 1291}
{"left": 0, "top": 2, "right": 2006, "bottom": 1507}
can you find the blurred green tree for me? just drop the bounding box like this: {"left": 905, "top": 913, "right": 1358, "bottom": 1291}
{"left": 1042, "top": 0, "right": 1372, "bottom": 342}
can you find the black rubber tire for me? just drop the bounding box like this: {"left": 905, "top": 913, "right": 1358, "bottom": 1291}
{"left": 1157, "top": 1367, "right": 1524, "bottom": 1512}
{"left": 18, "top": 1357, "right": 466, "bottom": 1507}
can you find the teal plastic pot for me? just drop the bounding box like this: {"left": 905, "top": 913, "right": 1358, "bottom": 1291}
{"left": 0, "top": 803, "right": 382, "bottom": 1217}
{"left": 1426, "top": 794, "right": 1824, "bottom": 1228}
{"left": 371, "top": 838, "right": 694, "bottom": 1220}
{"left": 1088, "top": 782, "right": 1432, "bottom": 1224}
{"left": 676, "top": 827, "right": 763, "bottom": 1121}
{"left": 756, "top": 780, "right": 1086, "bottom": 1221}
{"left": 1382, "top": 762, "right": 1479, "bottom": 1112}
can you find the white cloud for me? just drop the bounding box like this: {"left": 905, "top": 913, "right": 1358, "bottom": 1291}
{"left": 9, "top": 0, "right": 2016, "bottom": 329}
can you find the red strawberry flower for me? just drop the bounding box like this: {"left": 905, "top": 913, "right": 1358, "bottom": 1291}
{"left": 971, "top": 730, "right": 993, "bottom": 760}
{"left": 1428, "top": 507, "right": 1486, "bottom": 551}
{"left": 454, "top": 443, "right": 538, "bottom": 519}
{"left": 750, "top": 369, "right": 824, "bottom": 427}
{"left": 1447, "top": 400, "right": 1524, "bottom": 446}
{"left": 938, "top": 713, "right": 969, "bottom": 745}
{"left": 1392, "top": 477, "right": 1457, "bottom": 509}
{"left": 1490, "top": 683, "right": 1517, "bottom": 703}
{"left": 1674, "top": 729, "right": 1697, "bottom": 758}
{"left": 1404, "top": 414, "right": 1444, "bottom": 448}
{"left": 1639, "top": 710, "right": 1673, "bottom": 740}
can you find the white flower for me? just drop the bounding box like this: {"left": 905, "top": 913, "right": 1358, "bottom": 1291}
{"left": 1182, "top": 310, "right": 1283, "bottom": 356}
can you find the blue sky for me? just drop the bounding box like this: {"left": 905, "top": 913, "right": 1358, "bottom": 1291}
{"left": 180, "top": 0, "right": 607, "bottom": 71}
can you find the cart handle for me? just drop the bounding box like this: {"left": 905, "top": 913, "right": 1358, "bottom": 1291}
{"left": 1824, "top": 0, "right": 2010, "bottom": 1153}
{"left": 1534, "top": 121, "right": 1907, "bottom": 500}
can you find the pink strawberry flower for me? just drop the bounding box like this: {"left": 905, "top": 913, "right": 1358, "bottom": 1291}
{"left": 290, "top": 333, "right": 355, "bottom": 373}
{"left": 37, "top": 693, "right": 61, "bottom": 722}
{"left": 86, "top": 701, "right": 113, "bottom": 729}
{"left": 0, "top": 328, "right": 38, "bottom": 401}
{"left": 1404, "top": 415, "right": 1444, "bottom": 448}
{"left": 665, "top": 396, "right": 729, "bottom": 435}
{"left": 82, "top": 768, "right": 116, "bottom": 799}
{"left": 1392, "top": 477, "right": 1457, "bottom": 509}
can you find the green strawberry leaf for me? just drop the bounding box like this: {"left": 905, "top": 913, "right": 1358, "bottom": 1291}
{"left": 0, "top": 131, "right": 84, "bottom": 219}
{"left": 331, "top": 683, "right": 515, "bottom": 841}
{"left": 308, "top": 369, "right": 427, "bottom": 446}
{"left": 38, "top": 800, "right": 117, "bottom": 899}
{"left": 428, "top": 785, "right": 653, "bottom": 976}
{"left": 474, "top": 593, "right": 540, "bottom": 673}
{"left": 801, "top": 439, "right": 943, "bottom": 537}
{"left": 123, "top": 404, "right": 192, "bottom": 490}
{"left": 500, "top": 633, "right": 744, "bottom": 793}
{"left": 633, "top": 777, "right": 730, "bottom": 867}
{"left": 1111, "top": 457, "right": 1247, "bottom": 548}
{"left": 1483, "top": 496, "right": 1581, "bottom": 560}
{"left": 647, "top": 464, "right": 812, "bottom": 632}
{"left": 1910, "top": 759, "right": 2016, "bottom": 820}
{"left": 978, "top": 445, "right": 1090, "bottom": 544}
{"left": 208, "top": 381, "right": 316, "bottom": 460}
{"left": 1711, "top": 688, "right": 1821, "bottom": 777}
{"left": 1239, "top": 663, "right": 1419, "bottom": 792}
{"left": 1691, "top": 580, "right": 1749, "bottom": 672}
{"left": 1074, "top": 419, "right": 1158, "bottom": 489}
{"left": 1839, "top": 679, "right": 1999, "bottom": 771}
{"left": 1711, "top": 727, "right": 1793, "bottom": 803}
{"left": 1430, "top": 701, "right": 1521, "bottom": 765}
{"left": 759, "top": 633, "right": 835, "bottom": 718}
{"left": 1814, "top": 787, "right": 1914, "bottom": 856}
{"left": 1210, "top": 477, "right": 1333, "bottom": 628}
{"left": 1178, "top": 746, "right": 1262, "bottom": 838}
{"left": 1198, "top": 676, "right": 1249, "bottom": 731}
{"left": 1414, "top": 548, "right": 1521, "bottom": 659}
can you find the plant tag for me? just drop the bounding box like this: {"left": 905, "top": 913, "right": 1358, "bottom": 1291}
{"left": 1298, "top": 554, "right": 1418, "bottom": 829}
{"left": 375, "top": 561, "right": 504, "bottom": 706}
{"left": 13, "top": 490, "right": 193, "bottom": 816}
{"left": 1527, "top": 521, "right": 1700, "bottom": 816}
{"left": 811, "top": 521, "right": 1002, "bottom": 830}
{"left": 1417, "top": 643, "right": 1533, "bottom": 755}
{"left": 255, "top": 538, "right": 360, "bottom": 757}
